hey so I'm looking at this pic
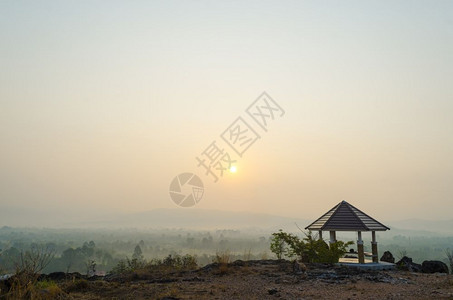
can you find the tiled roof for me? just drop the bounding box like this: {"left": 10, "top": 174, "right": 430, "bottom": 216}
{"left": 305, "top": 200, "right": 390, "bottom": 231}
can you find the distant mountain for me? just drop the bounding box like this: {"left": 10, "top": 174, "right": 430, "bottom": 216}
{"left": 2, "top": 205, "right": 452, "bottom": 235}
{"left": 76, "top": 208, "right": 311, "bottom": 232}
{"left": 0, "top": 205, "right": 310, "bottom": 231}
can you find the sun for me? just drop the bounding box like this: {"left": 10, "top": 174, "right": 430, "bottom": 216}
{"left": 229, "top": 166, "right": 237, "bottom": 173}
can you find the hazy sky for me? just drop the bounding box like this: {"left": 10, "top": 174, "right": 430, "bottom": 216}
{"left": 1, "top": 0, "right": 452, "bottom": 224}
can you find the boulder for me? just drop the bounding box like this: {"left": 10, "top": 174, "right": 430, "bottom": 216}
{"left": 268, "top": 288, "right": 279, "bottom": 295}
{"left": 421, "top": 260, "right": 449, "bottom": 274}
{"left": 292, "top": 260, "right": 307, "bottom": 274}
{"left": 38, "top": 272, "right": 84, "bottom": 281}
{"left": 395, "top": 256, "right": 422, "bottom": 272}
{"left": 380, "top": 251, "right": 395, "bottom": 264}
{"left": 232, "top": 260, "right": 245, "bottom": 266}
{"left": 42, "top": 272, "right": 66, "bottom": 281}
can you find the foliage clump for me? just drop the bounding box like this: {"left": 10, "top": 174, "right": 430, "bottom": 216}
{"left": 270, "top": 229, "right": 353, "bottom": 263}
{"left": 110, "top": 252, "right": 198, "bottom": 275}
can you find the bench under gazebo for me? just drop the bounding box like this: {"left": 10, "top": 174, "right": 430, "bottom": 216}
{"left": 305, "top": 200, "right": 390, "bottom": 264}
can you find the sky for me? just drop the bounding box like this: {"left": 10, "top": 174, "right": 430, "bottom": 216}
{"left": 1, "top": 0, "right": 452, "bottom": 225}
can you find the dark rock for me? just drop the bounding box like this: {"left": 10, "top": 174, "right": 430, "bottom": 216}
{"left": 87, "top": 275, "right": 104, "bottom": 281}
{"left": 67, "top": 272, "right": 84, "bottom": 279}
{"left": 396, "top": 256, "right": 422, "bottom": 272}
{"left": 292, "top": 260, "right": 307, "bottom": 275}
{"left": 38, "top": 272, "right": 84, "bottom": 282}
{"left": 309, "top": 263, "right": 333, "bottom": 269}
{"left": 198, "top": 262, "right": 218, "bottom": 272}
{"left": 421, "top": 260, "right": 449, "bottom": 274}
{"left": 149, "top": 278, "right": 178, "bottom": 284}
{"left": 247, "top": 259, "right": 283, "bottom": 266}
{"left": 268, "top": 288, "right": 278, "bottom": 295}
{"left": 182, "top": 276, "right": 204, "bottom": 282}
{"left": 411, "top": 263, "right": 423, "bottom": 272}
{"left": 232, "top": 260, "right": 245, "bottom": 266}
{"left": 0, "top": 277, "right": 13, "bottom": 294}
{"left": 380, "top": 251, "right": 395, "bottom": 264}
{"left": 45, "top": 272, "right": 66, "bottom": 281}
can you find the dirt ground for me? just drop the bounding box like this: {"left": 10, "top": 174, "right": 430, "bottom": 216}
{"left": 58, "top": 260, "right": 453, "bottom": 299}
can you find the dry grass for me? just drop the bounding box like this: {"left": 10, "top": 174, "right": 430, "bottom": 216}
{"left": 242, "top": 249, "right": 252, "bottom": 261}
{"left": 5, "top": 277, "right": 66, "bottom": 300}
{"left": 213, "top": 251, "right": 231, "bottom": 264}
{"left": 156, "top": 284, "right": 181, "bottom": 299}
{"left": 62, "top": 279, "right": 89, "bottom": 293}
{"left": 212, "top": 251, "right": 231, "bottom": 275}
{"left": 8, "top": 261, "right": 453, "bottom": 300}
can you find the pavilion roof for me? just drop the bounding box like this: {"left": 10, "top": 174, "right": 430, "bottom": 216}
{"left": 305, "top": 200, "right": 390, "bottom": 232}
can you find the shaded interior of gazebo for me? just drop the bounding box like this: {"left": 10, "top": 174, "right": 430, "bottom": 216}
{"left": 305, "top": 200, "right": 390, "bottom": 264}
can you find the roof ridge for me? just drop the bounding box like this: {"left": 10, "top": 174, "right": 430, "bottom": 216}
{"left": 322, "top": 201, "right": 345, "bottom": 230}
{"left": 347, "top": 202, "right": 391, "bottom": 231}
{"left": 344, "top": 201, "right": 368, "bottom": 230}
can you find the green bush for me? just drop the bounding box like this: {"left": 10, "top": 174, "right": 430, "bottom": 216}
{"left": 270, "top": 229, "right": 353, "bottom": 263}
{"left": 110, "top": 257, "right": 146, "bottom": 274}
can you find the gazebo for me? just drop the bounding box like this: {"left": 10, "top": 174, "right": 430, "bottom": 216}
{"left": 305, "top": 200, "right": 390, "bottom": 264}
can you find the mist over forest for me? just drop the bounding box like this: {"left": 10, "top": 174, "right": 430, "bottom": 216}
{"left": 1, "top": 209, "right": 453, "bottom": 275}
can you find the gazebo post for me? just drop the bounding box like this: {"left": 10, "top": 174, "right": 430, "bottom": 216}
{"left": 318, "top": 230, "right": 323, "bottom": 241}
{"left": 357, "top": 231, "right": 365, "bottom": 264}
{"left": 329, "top": 231, "right": 336, "bottom": 245}
{"left": 371, "top": 231, "right": 378, "bottom": 263}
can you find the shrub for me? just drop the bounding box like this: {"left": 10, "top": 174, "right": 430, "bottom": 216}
{"left": 110, "top": 257, "right": 146, "bottom": 274}
{"left": 270, "top": 230, "right": 305, "bottom": 260}
{"left": 17, "top": 244, "right": 55, "bottom": 279}
{"left": 35, "top": 279, "right": 64, "bottom": 297}
{"left": 269, "top": 229, "right": 353, "bottom": 263}
{"left": 213, "top": 251, "right": 230, "bottom": 264}
{"left": 3, "top": 244, "right": 56, "bottom": 298}
{"left": 212, "top": 251, "right": 230, "bottom": 275}
{"left": 109, "top": 254, "right": 198, "bottom": 275}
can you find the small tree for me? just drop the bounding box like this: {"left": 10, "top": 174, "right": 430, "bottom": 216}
{"left": 270, "top": 231, "right": 285, "bottom": 259}
{"left": 397, "top": 249, "right": 408, "bottom": 261}
{"left": 16, "top": 244, "right": 55, "bottom": 278}
{"left": 270, "top": 230, "right": 306, "bottom": 260}
{"left": 8, "top": 244, "right": 55, "bottom": 298}
{"left": 132, "top": 245, "right": 144, "bottom": 261}
{"left": 128, "top": 244, "right": 146, "bottom": 270}
{"left": 85, "top": 259, "right": 96, "bottom": 277}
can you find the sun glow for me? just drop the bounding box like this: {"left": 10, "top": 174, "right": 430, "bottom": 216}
{"left": 230, "top": 166, "right": 237, "bottom": 173}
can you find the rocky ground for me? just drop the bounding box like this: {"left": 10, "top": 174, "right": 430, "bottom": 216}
{"left": 28, "top": 260, "right": 452, "bottom": 299}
